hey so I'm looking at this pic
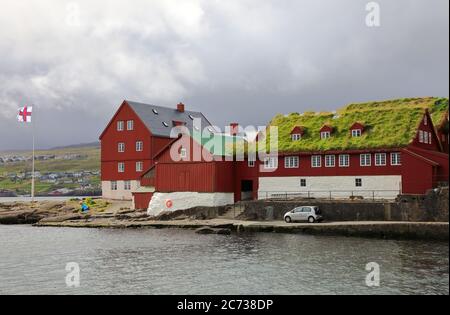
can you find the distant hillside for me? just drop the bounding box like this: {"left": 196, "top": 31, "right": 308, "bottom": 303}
{"left": 0, "top": 144, "right": 100, "bottom": 196}
{"left": 49, "top": 142, "right": 100, "bottom": 151}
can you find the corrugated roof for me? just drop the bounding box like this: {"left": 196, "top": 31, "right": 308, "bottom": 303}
{"left": 126, "top": 100, "right": 213, "bottom": 138}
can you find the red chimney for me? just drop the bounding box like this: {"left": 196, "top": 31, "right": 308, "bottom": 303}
{"left": 177, "top": 103, "right": 185, "bottom": 113}
{"left": 230, "top": 123, "right": 239, "bottom": 136}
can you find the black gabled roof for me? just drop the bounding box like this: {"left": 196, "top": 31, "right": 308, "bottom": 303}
{"left": 126, "top": 100, "right": 213, "bottom": 138}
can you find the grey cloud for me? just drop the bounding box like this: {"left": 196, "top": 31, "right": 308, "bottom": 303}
{"left": 0, "top": 0, "right": 448, "bottom": 150}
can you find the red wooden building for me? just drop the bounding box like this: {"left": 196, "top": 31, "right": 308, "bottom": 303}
{"left": 99, "top": 100, "right": 212, "bottom": 200}
{"left": 100, "top": 98, "right": 449, "bottom": 212}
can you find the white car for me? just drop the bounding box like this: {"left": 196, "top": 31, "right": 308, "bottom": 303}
{"left": 284, "top": 206, "right": 323, "bottom": 223}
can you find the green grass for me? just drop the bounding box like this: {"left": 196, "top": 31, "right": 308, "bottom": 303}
{"left": 257, "top": 97, "right": 449, "bottom": 153}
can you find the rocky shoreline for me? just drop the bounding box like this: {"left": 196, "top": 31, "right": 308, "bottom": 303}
{"left": 1, "top": 200, "right": 449, "bottom": 241}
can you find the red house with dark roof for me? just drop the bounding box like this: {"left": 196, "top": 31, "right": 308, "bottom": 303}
{"left": 99, "top": 100, "right": 212, "bottom": 200}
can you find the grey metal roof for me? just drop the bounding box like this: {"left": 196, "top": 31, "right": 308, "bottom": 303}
{"left": 126, "top": 100, "right": 214, "bottom": 138}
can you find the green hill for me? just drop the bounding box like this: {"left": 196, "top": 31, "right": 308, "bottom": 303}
{"left": 0, "top": 144, "right": 100, "bottom": 196}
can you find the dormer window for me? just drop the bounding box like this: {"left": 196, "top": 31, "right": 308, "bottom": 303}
{"left": 290, "top": 126, "right": 305, "bottom": 141}
{"left": 291, "top": 134, "right": 302, "bottom": 141}
{"left": 352, "top": 129, "right": 362, "bottom": 137}
{"left": 350, "top": 123, "right": 365, "bottom": 138}
{"left": 319, "top": 125, "right": 333, "bottom": 139}
{"left": 321, "top": 131, "right": 331, "bottom": 139}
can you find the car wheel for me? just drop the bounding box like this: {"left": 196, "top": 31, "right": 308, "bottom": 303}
{"left": 308, "top": 217, "right": 316, "bottom": 223}
{"left": 285, "top": 216, "right": 292, "bottom": 223}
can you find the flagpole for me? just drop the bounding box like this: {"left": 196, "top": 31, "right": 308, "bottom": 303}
{"left": 31, "top": 129, "right": 35, "bottom": 202}
{"left": 31, "top": 104, "right": 35, "bottom": 202}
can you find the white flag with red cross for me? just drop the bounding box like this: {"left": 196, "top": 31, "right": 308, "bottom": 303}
{"left": 17, "top": 106, "right": 33, "bottom": 123}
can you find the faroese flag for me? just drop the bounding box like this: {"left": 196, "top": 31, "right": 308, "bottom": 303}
{"left": 17, "top": 106, "right": 33, "bottom": 123}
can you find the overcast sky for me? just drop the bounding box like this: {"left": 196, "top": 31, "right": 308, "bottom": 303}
{"left": 0, "top": 0, "right": 448, "bottom": 150}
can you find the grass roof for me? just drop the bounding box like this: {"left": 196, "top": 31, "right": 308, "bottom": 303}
{"left": 259, "top": 97, "right": 449, "bottom": 153}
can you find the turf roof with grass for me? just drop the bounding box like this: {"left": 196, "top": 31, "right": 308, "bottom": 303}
{"left": 260, "top": 97, "right": 449, "bottom": 153}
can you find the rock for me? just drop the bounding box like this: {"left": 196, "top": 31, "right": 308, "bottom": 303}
{"left": 0, "top": 210, "right": 46, "bottom": 225}
{"left": 195, "top": 227, "right": 231, "bottom": 235}
{"left": 39, "top": 214, "right": 85, "bottom": 223}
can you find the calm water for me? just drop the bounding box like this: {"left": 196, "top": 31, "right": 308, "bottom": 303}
{"left": 0, "top": 225, "right": 448, "bottom": 295}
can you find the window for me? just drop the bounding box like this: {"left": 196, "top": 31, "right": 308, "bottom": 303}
{"left": 118, "top": 162, "right": 125, "bottom": 173}
{"left": 355, "top": 178, "right": 363, "bottom": 187}
{"left": 291, "top": 134, "right": 302, "bottom": 141}
{"left": 300, "top": 179, "right": 307, "bottom": 187}
{"left": 152, "top": 109, "right": 159, "bottom": 115}
{"left": 428, "top": 132, "right": 432, "bottom": 144}
{"left": 180, "top": 148, "right": 187, "bottom": 158}
{"left": 391, "top": 153, "right": 402, "bottom": 166}
{"left": 127, "top": 120, "right": 134, "bottom": 131}
{"left": 264, "top": 157, "right": 278, "bottom": 170}
{"left": 352, "top": 129, "right": 362, "bottom": 137}
{"left": 375, "top": 153, "right": 387, "bottom": 166}
{"left": 136, "top": 161, "right": 143, "bottom": 172}
{"left": 162, "top": 122, "right": 169, "bottom": 127}
{"left": 117, "top": 121, "right": 124, "bottom": 131}
{"left": 424, "top": 131, "right": 429, "bottom": 144}
{"left": 321, "top": 132, "right": 331, "bottom": 139}
{"left": 285, "top": 156, "right": 299, "bottom": 169}
{"left": 311, "top": 155, "right": 322, "bottom": 168}
{"left": 325, "top": 155, "right": 336, "bottom": 167}
{"left": 136, "top": 141, "right": 143, "bottom": 152}
{"left": 419, "top": 130, "right": 424, "bottom": 143}
{"left": 248, "top": 159, "right": 256, "bottom": 167}
{"left": 111, "top": 181, "right": 118, "bottom": 191}
{"left": 189, "top": 115, "right": 195, "bottom": 120}
{"left": 360, "top": 154, "right": 371, "bottom": 167}
{"left": 118, "top": 142, "right": 125, "bottom": 153}
{"left": 339, "top": 154, "right": 350, "bottom": 167}
{"left": 124, "top": 181, "right": 131, "bottom": 191}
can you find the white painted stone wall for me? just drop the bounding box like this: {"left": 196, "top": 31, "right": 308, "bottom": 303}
{"left": 258, "top": 176, "right": 402, "bottom": 200}
{"left": 101, "top": 180, "right": 140, "bottom": 200}
{"left": 147, "top": 192, "right": 234, "bottom": 217}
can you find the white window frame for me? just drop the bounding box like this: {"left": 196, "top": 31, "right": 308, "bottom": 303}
{"left": 118, "top": 162, "right": 125, "bottom": 173}
{"left": 321, "top": 131, "right": 331, "bottom": 139}
{"left": 136, "top": 141, "right": 143, "bottom": 152}
{"left": 264, "top": 157, "right": 278, "bottom": 170}
{"left": 118, "top": 142, "right": 125, "bottom": 153}
{"left": 325, "top": 155, "right": 336, "bottom": 168}
{"left": 124, "top": 180, "right": 131, "bottom": 191}
{"left": 352, "top": 129, "right": 362, "bottom": 137}
{"left": 311, "top": 155, "right": 322, "bottom": 168}
{"left": 127, "top": 120, "right": 134, "bottom": 131}
{"left": 136, "top": 161, "right": 143, "bottom": 172}
{"left": 375, "top": 153, "right": 387, "bottom": 166}
{"left": 248, "top": 159, "right": 256, "bottom": 168}
{"left": 285, "top": 156, "right": 299, "bottom": 169}
{"left": 111, "top": 181, "right": 118, "bottom": 191}
{"left": 291, "top": 134, "right": 302, "bottom": 141}
{"left": 391, "top": 153, "right": 402, "bottom": 166}
{"left": 117, "top": 121, "right": 124, "bottom": 131}
{"left": 360, "top": 154, "right": 372, "bottom": 167}
{"left": 339, "top": 154, "right": 350, "bottom": 167}
{"left": 419, "top": 130, "right": 424, "bottom": 143}
{"left": 424, "top": 131, "right": 429, "bottom": 144}
{"left": 180, "top": 148, "right": 188, "bottom": 159}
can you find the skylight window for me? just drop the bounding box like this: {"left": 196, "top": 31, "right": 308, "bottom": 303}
{"left": 189, "top": 115, "right": 195, "bottom": 120}
{"left": 162, "top": 122, "right": 169, "bottom": 127}
{"left": 152, "top": 109, "right": 159, "bottom": 115}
